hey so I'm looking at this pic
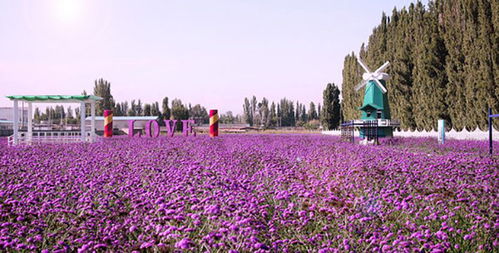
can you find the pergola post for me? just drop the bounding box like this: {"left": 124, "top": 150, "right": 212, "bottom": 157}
{"left": 28, "top": 102, "right": 33, "bottom": 144}
{"left": 90, "top": 101, "right": 96, "bottom": 142}
{"left": 13, "top": 100, "right": 19, "bottom": 145}
{"left": 80, "top": 102, "right": 86, "bottom": 141}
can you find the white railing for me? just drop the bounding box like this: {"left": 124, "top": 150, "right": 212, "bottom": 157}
{"left": 7, "top": 130, "right": 96, "bottom": 146}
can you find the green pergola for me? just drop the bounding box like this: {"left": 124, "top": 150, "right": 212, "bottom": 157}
{"left": 6, "top": 95, "right": 102, "bottom": 145}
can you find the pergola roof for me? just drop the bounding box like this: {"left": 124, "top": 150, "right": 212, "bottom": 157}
{"left": 6, "top": 95, "right": 103, "bottom": 103}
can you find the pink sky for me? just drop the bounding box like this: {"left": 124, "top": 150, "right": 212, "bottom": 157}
{"left": 0, "top": 0, "right": 426, "bottom": 114}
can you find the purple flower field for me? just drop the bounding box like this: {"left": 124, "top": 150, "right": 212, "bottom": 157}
{"left": 0, "top": 135, "right": 497, "bottom": 252}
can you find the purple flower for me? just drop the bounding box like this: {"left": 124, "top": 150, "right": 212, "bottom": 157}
{"left": 175, "top": 238, "right": 192, "bottom": 249}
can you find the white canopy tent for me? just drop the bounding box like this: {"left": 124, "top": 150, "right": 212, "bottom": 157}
{"left": 6, "top": 95, "right": 102, "bottom": 146}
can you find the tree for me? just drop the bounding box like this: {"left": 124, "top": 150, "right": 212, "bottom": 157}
{"left": 171, "top": 99, "right": 189, "bottom": 130}
{"left": 143, "top": 104, "right": 152, "bottom": 116}
{"left": 322, "top": 83, "right": 341, "bottom": 130}
{"left": 220, "top": 111, "right": 235, "bottom": 124}
{"left": 317, "top": 103, "right": 321, "bottom": 119}
{"left": 269, "top": 102, "right": 277, "bottom": 127}
{"left": 339, "top": 0, "right": 499, "bottom": 131}
{"left": 128, "top": 100, "right": 137, "bottom": 116}
{"left": 34, "top": 107, "right": 41, "bottom": 123}
{"left": 260, "top": 98, "right": 270, "bottom": 127}
{"left": 279, "top": 98, "right": 295, "bottom": 127}
{"left": 277, "top": 103, "right": 281, "bottom": 127}
{"left": 93, "top": 78, "right": 115, "bottom": 116}
{"left": 189, "top": 104, "right": 209, "bottom": 124}
{"left": 411, "top": 2, "right": 448, "bottom": 131}
{"left": 300, "top": 104, "right": 307, "bottom": 122}
{"left": 308, "top": 102, "right": 318, "bottom": 120}
{"left": 115, "top": 103, "right": 123, "bottom": 116}
{"left": 243, "top": 97, "right": 253, "bottom": 126}
{"left": 251, "top": 96, "right": 257, "bottom": 126}
{"left": 151, "top": 102, "right": 161, "bottom": 118}
{"left": 162, "top": 97, "right": 171, "bottom": 120}
{"left": 295, "top": 101, "right": 302, "bottom": 126}
{"left": 136, "top": 100, "right": 143, "bottom": 116}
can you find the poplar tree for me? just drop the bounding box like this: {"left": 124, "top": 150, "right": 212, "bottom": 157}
{"left": 322, "top": 83, "right": 341, "bottom": 130}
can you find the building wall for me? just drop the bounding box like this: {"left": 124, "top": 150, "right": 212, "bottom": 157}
{"left": 0, "top": 107, "right": 28, "bottom": 123}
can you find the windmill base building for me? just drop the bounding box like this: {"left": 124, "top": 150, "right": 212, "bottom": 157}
{"left": 341, "top": 58, "right": 400, "bottom": 143}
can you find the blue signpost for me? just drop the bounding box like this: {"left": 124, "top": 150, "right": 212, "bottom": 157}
{"left": 489, "top": 108, "right": 499, "bottom": 155}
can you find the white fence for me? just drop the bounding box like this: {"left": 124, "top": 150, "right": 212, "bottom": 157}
{"left": 323, "top": 129, "right": 499, "bottom": 141}
{"left": 7, "top": 130, "right": 95, "bottom": 146}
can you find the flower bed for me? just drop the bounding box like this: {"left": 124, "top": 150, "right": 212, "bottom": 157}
{"left": 0, "top": 135, "right": 497, "bottom": 252}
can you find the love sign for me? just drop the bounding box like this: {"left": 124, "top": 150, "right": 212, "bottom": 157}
{"left": 128, "top": 120, "right": 196, "bottom": 138}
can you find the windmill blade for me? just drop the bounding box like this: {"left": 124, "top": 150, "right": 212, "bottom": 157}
{"left": 356, "top": 57, "right": 371, "bottom": 73}
{"left": 374, "top": 79, "right": 388, "bottom": 93}
{"left": 354, "top": 80, "right": 367, "bottom": 91}
{"left": 374, "top": 61, "right": 390, "bottom": 74}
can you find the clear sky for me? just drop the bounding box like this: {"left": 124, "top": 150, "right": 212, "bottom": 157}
{"left": 0, "top": 0, "right": 426, "bottom": 114}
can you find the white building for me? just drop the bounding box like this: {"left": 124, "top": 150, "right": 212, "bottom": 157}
{"left": 0, "top": 107, "right": 28, "bottom": 128}
{"left": 85, "top": 116, "right": 158, "bottom": 132}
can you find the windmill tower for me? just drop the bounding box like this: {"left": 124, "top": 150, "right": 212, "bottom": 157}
{"left": 355, "top": 57, "right": 397, "bottom": 139}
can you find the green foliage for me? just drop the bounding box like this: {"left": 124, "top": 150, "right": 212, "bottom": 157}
{"left": 189, "top": 104, "right": 209, "bottom": 124}
{"left": 243, "top": 97, "right": 253, "bottom": 126}
{"left": 279, "top": 98, "right": 295, "bottom": 127}
{"left": 171, "top": 99, "right": 189, "bottom": 130}
{"left": 143, "top": 104, "right": 152, "bottom": 116}
{"left": 308, "top": 102, "right": 318, "bottom": 121}
{"left": 219, "top": 111, "right": 236, "bottom": 124}
{"left": 321, "top": 83, "right": 341, "bottom": 130}
{"left": 340, "top": 0, "right": 498, "bottom": 130}
{"left": 162, "top": 97, "right": 171, "bottom": 121}
{"left": 303, "top": 119, "right": 320, "bottom": 130}
{"left": 93, "top": 78, "right": 115, "bottom": 116}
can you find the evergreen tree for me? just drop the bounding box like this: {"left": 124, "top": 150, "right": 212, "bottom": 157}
{"left": 279, "top": 98, "right": 295, "bottom": 127}
{"left": 411, "top": 1, "right": 448, "bottom": 131}
{"left": 294, "top": 101, "right": 302, "bottom": 126}
{"left": 322, "top": 83, "right": 341, "bottom": 130}
{"left": 93, "top": 78, "right": 114, "bottom": 116}
{"left": 34, "top": 107, "right": 41, "bottom": 123}
{"left": 340, "top": 53, "right": 362, "bottom": 121}
{"left": 308, "top": 102, "right": 318, "bottom": 120}
{"left": 115, "top": 103, "right": 123, "bottom": 116}
{"left": 277, "top": 103, "right": 281, "bottom": 127}
{"left": 136, "top": 100, "right": 143, "bottom": 116}
{"left": 300, "top": 104, "right": 307, "bottom": 122}
{"left": 129, "top": 100, "right": 137, "bottom": 116}
{"left": 243, "top": 97, "right": 253, "bottom": 126}
{"left": 189, "top": 104, "right": 209, "bottom": 124}
{"left": 162, "top": 97, "right": 171, "bottom": 120}
{"left": 317, "top": 103, "right": 321, "bottom": 120}
{"left": 151, "top": 102, "right": 161, "bottom": 118}
{"left": 143, "top": 104, "right": 152, "bottom": 116}
{"left": 171, "top": 99, "right": 189, "bottom": 130}
{"left": 251, "top": 96, "right": 257, "bottom": 126}
{"left": 260, "top": 98, "right": 270, "bottom": 127}
{"left": 269, "top": 102, "right": 277, "bottom": 127}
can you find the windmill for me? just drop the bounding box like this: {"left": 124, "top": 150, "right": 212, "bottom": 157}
{"left": 354, "top": 57, "right": 398, "bottom": 140}
{"left": 355, "top": 58, "right": 390, "bottom": 93}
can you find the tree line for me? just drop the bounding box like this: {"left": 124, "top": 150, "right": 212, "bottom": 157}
{"left": 242, "top": 96, "right": 320, "bottom": 129}
{"left": 341, "top": 0, "right": 498, "bottom": 131}
{"left": 33, "top": 79, "right": 225, "bottom": 129}
{"left": 242, "top": 83, "right": 341, "bottom": 130}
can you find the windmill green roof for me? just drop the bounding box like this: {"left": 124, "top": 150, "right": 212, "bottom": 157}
{"left": 6, "top": 95, "right": 102, "bottom": 102}
{"left": 358, "top": 81, "right": 385, "bottom": 111}
{"left": 359, "top": 103, "right": 383, "bottom": 111}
